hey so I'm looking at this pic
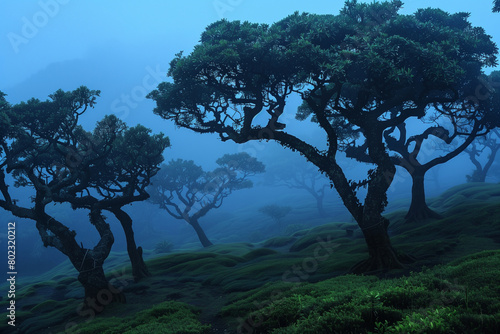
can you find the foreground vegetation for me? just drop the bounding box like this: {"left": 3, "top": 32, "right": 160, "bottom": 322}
{"left": 222, "top": 250, "right": 500, "bottom": 333}
{"left": 0, "top": 183, "right": 499, "bottom": 333}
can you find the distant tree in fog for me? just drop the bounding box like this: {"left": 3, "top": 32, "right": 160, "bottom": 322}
{"left": 465, "top": 129, "right": 500, "bottom": 183}
{"left": 258, "top": 204, "right": 291, "bottom": 229}
{"left": 0, "top": 87, "right": 168, "bottom": 308}
{"left": 148, "top": 1, "right": 497, "bottom": 272}
{"left": 148, "top": 153, "right": 264, "bottom": 247}
{"left": 265, "top": 160, "right": 330, "bottom": 217}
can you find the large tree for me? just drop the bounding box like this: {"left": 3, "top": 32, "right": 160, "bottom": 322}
{"left": 463, "top": 72, "right": 500, "bottom": 182}
{"left": 149, "top": 152, "right": 264, "bottom": 247}
{"left": 59, "top": 115, "right": 169, "bottom": 282}
{"left": 148, "top": 1, "right": 497, "bottom": 272}
{"left": 344, "top": 97, "right": 495, "bottom": 222}
{"left": 0, "top": 87, "right": 168, "bottom": 306}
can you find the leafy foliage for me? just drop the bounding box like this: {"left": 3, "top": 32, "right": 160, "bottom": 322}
{"left": 148, "top": 153, "right": 264, "bottom": 246}
{"left": 149, "top": 152, "right": 264, "bottom": 221}
{"left": 224, "top": 250, "right": 500, "bottom": 334}
{"left": 0, "top": 86, "right": 168, "bottom": 300}
{"left": 74, "top": 301, "right": 210, "bottom": 334}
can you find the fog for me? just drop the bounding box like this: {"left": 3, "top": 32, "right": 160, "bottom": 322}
{"left": 1, "top": 0, "right": 499, "bottom": 276}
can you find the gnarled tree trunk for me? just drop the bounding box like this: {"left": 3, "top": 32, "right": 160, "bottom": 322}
{"left": 313, "top": 192, "right": 327, "bottom": 218}
{"left": 351, "top": 218, "right": 398, "bottom": 273}
{"left": 348, "top": 128, "right": 412, "bottom": 273}
{"left": 36, "top": 206, "right": 125, "bottom": 309}
{"left": 405, "top": 168, "right": 441, "bottom": 222}
{"left": 111, "top": 208, "right": 151, "bottom": 282}
{"left": 189, "top": 218, "right": 213, "bottom": 247}
{"left": 77, "top": 260, "right": 124, "bottom": 307}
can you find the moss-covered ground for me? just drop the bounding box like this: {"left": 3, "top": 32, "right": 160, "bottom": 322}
{"left": 0, "top": 183, "right": 499, "bottom": 333}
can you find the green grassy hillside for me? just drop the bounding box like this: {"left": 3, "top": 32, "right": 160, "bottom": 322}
{"left": 1, "top": 183, "right": 499, "bottom": 333}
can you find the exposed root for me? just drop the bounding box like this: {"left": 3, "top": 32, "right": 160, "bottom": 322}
{"left": 349, "top": 251, "right": 415, "bottom": 275}
{"left": 405, "top": 206, "right": 442, "bottom": 223}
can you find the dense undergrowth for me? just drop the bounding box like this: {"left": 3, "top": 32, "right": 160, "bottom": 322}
{"left": 0, "top": 183, "right": 499, "bottom": 333}
{"left": 222, "top": 250, "right": 500, "bottom": 333}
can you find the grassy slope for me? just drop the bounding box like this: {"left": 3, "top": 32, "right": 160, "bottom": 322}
{"left": 0, "top": 183, "right": 499, "bottom": 333}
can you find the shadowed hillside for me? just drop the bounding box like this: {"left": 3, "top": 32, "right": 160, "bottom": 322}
{"left": 1, "top": 183, "right": 499, "bottom": 333}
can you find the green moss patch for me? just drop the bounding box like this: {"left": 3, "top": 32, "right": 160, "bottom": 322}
{"left": 262, "top": 236, "right": 296, "bottom": 248}
{"left": 242, "top": 248, "right": 278, "bottom": 261}
{"left": 7, "top": 182, "right": 500, "bottom": 333}
{"left": 224, "top": 250, "right": 500, "bottom": 334}
{"left": 74, "top": 301, "right": 210, "bottom": 334}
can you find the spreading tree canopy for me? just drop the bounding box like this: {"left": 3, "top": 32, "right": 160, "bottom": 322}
{"left": 0, "top": 87, "right": 169, "bottom": 307}
{"left": 343, "top": 71, "right": 500, "bottom": 222}
{"left": 59, "top": 114, "right": 170, "bottom": 282}
{"left": 148, "top": 0, "right": 498, "bottom": 272}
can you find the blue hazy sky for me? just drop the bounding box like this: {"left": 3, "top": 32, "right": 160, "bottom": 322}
{"left": 0, "top": 0, "right": 498, "bottom": 176}
{"left": 2, "top": 0, "right": 498, "bottom": 90}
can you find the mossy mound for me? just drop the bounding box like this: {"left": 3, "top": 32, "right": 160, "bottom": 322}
{"left": 290, "top": 229, "right": 344, "bottom": 252}
{"left": 242, "top": 248, "right": 278, "bottom": 261}
{"left": 224, "top": 250, "right": 500, "bottom": 334}
{"left": 262, "top": 236, "right": 296, "bottom": 248}
{"left": 431, "top": 183, "right": 500, "bottom": 209}
{"left": 74, "top": 301, "right": 210, "bottom": 334}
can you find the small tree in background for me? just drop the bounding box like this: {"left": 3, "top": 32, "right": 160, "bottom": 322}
{"left": 258, "top": 204, "right": 292, "bottom": 229}
{"left": 345, "top": 110, "right": 489, "bottom": 222}
{"left": 149, "top": 152, "right": 265, "bottom": 247}
{"left": 154, "top": 240, "right": 174, "bottom": 254}
{"left": 465, "top": 129, "right": 500, "bottom": 182}
{"left": 265, "top": 158, "right": 330, "bottom": 218}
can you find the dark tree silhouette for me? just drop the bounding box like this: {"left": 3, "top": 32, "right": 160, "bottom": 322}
{"left": 346, "top": 99, "right": 495, "bottom": 222}
{"left": 465, "top": 129, "right": 500, "bottom": 182}
{"left": 148, "top": 1, "right": 497, "bottom": 272}
{"left": 464, "top": 72, "right": 500, "bottom": 181}
{"left": 427, "top": 71, "right": 500, "bottom": 186}
{"left": 389, "top": 71, "right": 499, "bottom": 220}
{"left": 149, "top": 153, "right": 264, "bottom": 247}
{"left": 494, "top": 0, "right": 500, "bottom": 12}
{"left": 0, "top": 87, "right": 168, "bottom": 307}
{"left": 64, "top": 116, "right": 169, "bottom": 282}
